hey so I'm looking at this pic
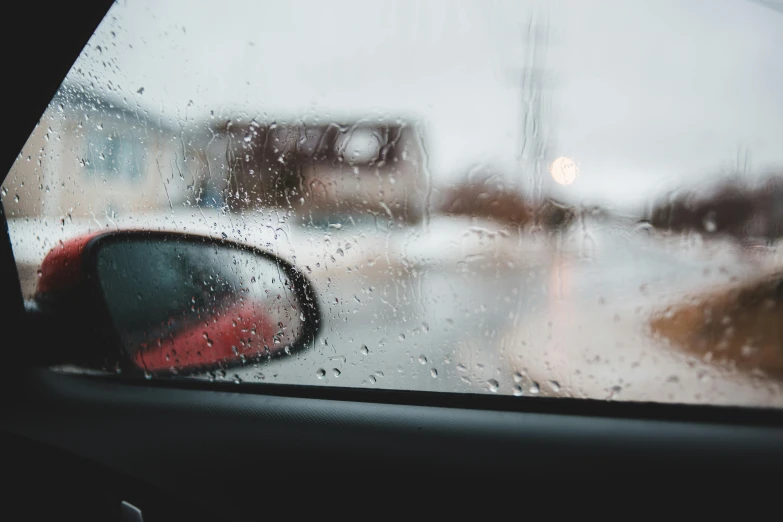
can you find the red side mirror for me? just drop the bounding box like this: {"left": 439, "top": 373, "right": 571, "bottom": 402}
{"left": 33, "top": 231, "right": 321, "bottom": 376}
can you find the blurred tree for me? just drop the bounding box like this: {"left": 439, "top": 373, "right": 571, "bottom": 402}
{"left": 436, "top": 171, "right": 577, "bottom": 231}
{"left": 647, "top": 174, "right": 783, "bottom": 244}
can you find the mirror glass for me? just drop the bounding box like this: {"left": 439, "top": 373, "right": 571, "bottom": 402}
{"left": 94, "top": 237, "right": 306, "bottom": 373}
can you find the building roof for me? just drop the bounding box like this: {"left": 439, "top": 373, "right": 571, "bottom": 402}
{"left": 50, "top": 81, "right": 211, "bottom": 141}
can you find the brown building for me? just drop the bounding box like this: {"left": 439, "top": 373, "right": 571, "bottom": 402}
{"left": 204, "top": 120, "right": 428, "bottom": 227}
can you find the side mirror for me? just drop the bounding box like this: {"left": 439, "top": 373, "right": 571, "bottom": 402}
{"left": 30, "top": 231, "right": 321, "bottom": 376}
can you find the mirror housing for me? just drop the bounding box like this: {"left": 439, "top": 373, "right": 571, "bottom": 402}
{"left": 29, "top": 231, "right": 321, "bottom": 376}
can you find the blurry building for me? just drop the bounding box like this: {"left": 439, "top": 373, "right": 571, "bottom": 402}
{"left": 203, "top": 120, "right": 428, "bottom": 227}
{"left": 4, "top": 83, "right": 210, "bottom": 219}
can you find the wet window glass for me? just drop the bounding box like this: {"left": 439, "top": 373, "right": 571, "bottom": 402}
{"left": 4, "top": 0, "right": 783, "bottom": 406}
{"left": 84, "top": 131, "right": 142, "bottom": 181}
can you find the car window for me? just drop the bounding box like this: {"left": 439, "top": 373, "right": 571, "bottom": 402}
{"left": 4, "top": 0, "right": 783, "bottom": 406}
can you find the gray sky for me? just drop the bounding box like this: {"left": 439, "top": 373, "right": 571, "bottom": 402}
{"left": 67, "top": 0, "right": 783, "bottom": 210}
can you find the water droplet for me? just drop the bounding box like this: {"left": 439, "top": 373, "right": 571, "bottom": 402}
{"left": 549, "top": 380, "right": 561, "bottom": 393}
{"left": 487, "top": 379, "right": 499, "bottom": 393}
{"left": 332, "top": 368, "right": 341, "bottom": 377}
{"left": 316, "top": 368, "right": 326, "bottom": 379}
{"left": 418, "top": 355, "right": 427, "bottom": 364}
{"left": 633, "top": 220, "right": 653, "bottom": 234}
{"left": 430, "top": 368, "right": 438, "bottom": 378}
{"left": 529, "top": 382, "right": 540, "bottom": 394}
{"left": 360, "top": 345, "right": 369, "bottom": 355}
{"left": 502, "top": 384, "right": 525, "bottom": 397}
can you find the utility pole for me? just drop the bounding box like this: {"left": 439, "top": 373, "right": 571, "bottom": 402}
{"left": 517, "top": 9, "right": 554, "bottom": 204}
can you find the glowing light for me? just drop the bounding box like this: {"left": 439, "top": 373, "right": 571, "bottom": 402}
{"left": 550, "top": 157, "right": 579, "bottom": 186}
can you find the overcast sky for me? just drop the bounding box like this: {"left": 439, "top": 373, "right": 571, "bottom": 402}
{"left": 66, "top": 0, "right": 783, "bottom": 210}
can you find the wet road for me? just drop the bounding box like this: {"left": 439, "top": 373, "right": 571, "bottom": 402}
{"left": 230, "top": 216, "right": 783, "bottom": 407}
